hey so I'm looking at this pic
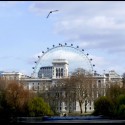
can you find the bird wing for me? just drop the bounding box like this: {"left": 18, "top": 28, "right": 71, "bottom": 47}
{"left": 46, "top": 12, "right": 51, "bottom": 18}
{"left": 52, "top": 10, "right": 59, "bottom": 12}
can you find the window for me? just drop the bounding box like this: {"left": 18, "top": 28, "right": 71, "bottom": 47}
{"left": 98, "top": 80, "right": 101, "bottom": 83}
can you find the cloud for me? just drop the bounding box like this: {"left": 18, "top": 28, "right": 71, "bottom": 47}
{"left": 53, "top": 15, "right": 125, "bottom": 51}
{"left": 0, "top": 1, "right": 24, "bottom": 7}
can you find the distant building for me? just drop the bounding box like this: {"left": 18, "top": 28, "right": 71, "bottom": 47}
{"left": 38, "top": 66, "right": 53, "bottom": 78}
{"left": 104, "top": 70, "right": 123, "bottom": 87}
{"left": 105, "top": 70, "right": 122, "bottom": 83}
{"left": 1, "top": 71, "right": 26, "bottom": 81}
{"left": 21, "top": 78, "right": 52, "bottom": 92}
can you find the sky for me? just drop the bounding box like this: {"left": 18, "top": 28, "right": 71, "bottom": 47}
{"left": 0, "top": 1, "right": 125, "bottom": 77}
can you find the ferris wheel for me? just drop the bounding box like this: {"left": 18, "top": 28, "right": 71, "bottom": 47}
{"left": 31, "top": 43, "right": 95, "bottom": 78}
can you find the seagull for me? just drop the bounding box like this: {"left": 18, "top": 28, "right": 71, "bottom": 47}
{"left": 46, "top": 10, "right": 59, "bottom": 18}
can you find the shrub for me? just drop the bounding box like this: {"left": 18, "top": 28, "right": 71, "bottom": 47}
{"left": 27, "top": 97, "right": 53, "bottom": 116}
{"left": 118, "top": 104, "right": 125, "bottom": 117}
{"left": 93, "top": 96, "right": 113, "bottom": 116}
{"left": 116, "top": 94, "right": 125, "bottom": 106}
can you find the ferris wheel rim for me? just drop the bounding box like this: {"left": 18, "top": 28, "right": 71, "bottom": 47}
{"left": 31, "top": 43, "right": 95, "bottom": 78}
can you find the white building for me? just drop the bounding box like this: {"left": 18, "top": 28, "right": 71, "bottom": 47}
{"left": 105, "top": 70, "right": 122, "bottom": 83}
{"left": 1, "top": 71, "right": 26, "bottom": 81}
{"left": 21, "top": 78, "right": 52, "bottom": 92}
{"left": 38, "top": 59, "right": 69, "bottom": 79}
{"left": 52, "top": 59, "right": 69, "bottom": 79}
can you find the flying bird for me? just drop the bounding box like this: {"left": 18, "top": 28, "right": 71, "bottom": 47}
{"left": 46, "top": 10, "right": 59, "bottom": 18}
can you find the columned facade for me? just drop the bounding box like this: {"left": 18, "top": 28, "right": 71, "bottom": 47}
{"left": 52, "top": 59, "right": 69, "bottom": 79}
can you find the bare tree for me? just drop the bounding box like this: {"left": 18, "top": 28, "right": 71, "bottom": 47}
{"left": 40, "top": 81, "right": 63, "bottom": 114}
{"left": 41, "top": 78, "right": 75, "bottom": 114}
{"left": 40, "top": 68, "right": 96, "bottom": 115}
{"left": 70, "top": 68, "right": 95, "bottom": 114}
{"left": 55, "top": 68, "right": 96, "bottom": 114}
{"left": 59, "top": 78, "right": 76, "bottom": 114}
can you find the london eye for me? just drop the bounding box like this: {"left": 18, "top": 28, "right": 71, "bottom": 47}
{"left": 31, "top": 43, "right": 95, "bottom": 78}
